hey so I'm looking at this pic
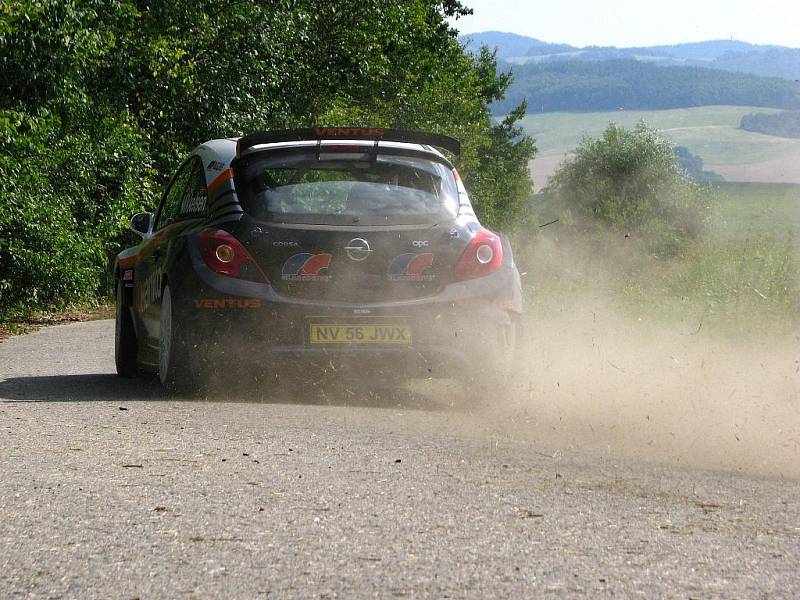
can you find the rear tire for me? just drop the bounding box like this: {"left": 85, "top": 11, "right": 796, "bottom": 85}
{"left": 158, "top": 284, "right": 198, "bottom": 394}
{"left": 115, "top": 279, "right": 138, "bottom": 377}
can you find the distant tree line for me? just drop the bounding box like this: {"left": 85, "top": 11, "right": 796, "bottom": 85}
{"left": 674, "top": 146, "right": 722, "bottom": 182}
{"left": 0, "top": 0, "right": 535, "bottom": 318}
{"left": 492, "top": 60, "right": 800, "bottom": 114}
{"left": 740, "top": 110, "right": 800, "bottom": 139}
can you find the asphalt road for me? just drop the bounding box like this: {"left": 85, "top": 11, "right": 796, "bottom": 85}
{"left": 1, "top": 320, "right": 799, "bottom": 598}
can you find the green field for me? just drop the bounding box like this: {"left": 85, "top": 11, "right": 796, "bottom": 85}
{"left": 712, "top": 182, "right": 800, "bottom": 239}
{"left": 520, "top": 106, "right": 800, "bottom": 172}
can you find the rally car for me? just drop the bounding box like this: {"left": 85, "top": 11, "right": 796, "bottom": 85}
{"left": 113, "top": 128, "right": 523, "bottom": 394}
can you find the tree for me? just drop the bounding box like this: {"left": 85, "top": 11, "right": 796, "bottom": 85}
{"left": 0, "top": 0, "right": 534, "bottom": 316}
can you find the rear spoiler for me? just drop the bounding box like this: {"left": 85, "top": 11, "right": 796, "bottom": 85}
{"left": 236, "top": 127, "right": 460, "bottom": 159}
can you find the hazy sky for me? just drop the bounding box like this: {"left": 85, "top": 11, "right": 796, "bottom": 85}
{"left": 453, "top": 0, "right": 799, "bottom": 48}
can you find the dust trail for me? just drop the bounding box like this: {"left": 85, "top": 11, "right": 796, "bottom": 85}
{"left": 201, "top": 221, "right": 800, "bottom": 480}
{"left": 487, "top": 305, "right": 800, "bottom": 480}
{"left": 476, "top": 222, "right": 800, "bottom": 480}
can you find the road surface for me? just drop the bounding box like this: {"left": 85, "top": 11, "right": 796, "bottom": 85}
{"left": 1, "top": 320, "right": 799, "bottom": 598}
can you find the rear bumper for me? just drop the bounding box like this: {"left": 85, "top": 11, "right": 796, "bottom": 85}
{"left": 174, "top": 242, "right": 520, "bottom": 379}
{"left": 179, "top": 298, "right": 512, "bottom": 379}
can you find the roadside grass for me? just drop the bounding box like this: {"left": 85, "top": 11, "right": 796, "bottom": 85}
{"left": 520, "top": 183, "right": 800, "bottom": 338}
{"left": 518, "top": 106, "right": 800, "bottom": 166}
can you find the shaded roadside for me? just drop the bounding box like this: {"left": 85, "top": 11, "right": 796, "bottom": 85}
{"left": 0, "top": 305, "right": 114, "bottom": 342}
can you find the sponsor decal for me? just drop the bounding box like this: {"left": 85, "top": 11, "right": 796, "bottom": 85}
{"left": 411, "top": 240, "right": 429, "bottom": 248}
{"left": 136, "top": 266, "right": 163, "bottom": 314}
{"left": 194, "top": 298, "right": 261, "bottom": 309}
{"left": 207, "top": 160, "right": 226, "bottom": 171}
{"left": 314, "top": 127, "right": 385, "bottom": 138}
{"left": 122, "top": 268, "right": 134, "bottom": 289}
{"left": 281, "top": 253, "right": 332, "bottom": 282}
{"left": 272, "top": 240, "right": 300, "bottom": 247}
{"left": 387, "top": 253, "right": 434, "bottom": 282}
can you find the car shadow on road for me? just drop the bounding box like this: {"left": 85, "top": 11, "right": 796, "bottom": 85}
{"left": 0, "top": 374, "right": 453, "bottom": 412}
{"left": 0, "top": 374, "right": 163, "bottom": 402}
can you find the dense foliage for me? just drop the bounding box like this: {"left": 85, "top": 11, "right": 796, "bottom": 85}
{"left": 0, "top": 0, "right": 535, "bottom": 318}
{"left": 740, "top": 110, "right": 800, "bottom": 139}
{"left": 491, "top": 60, "right": 800, "bottom": 114}
{"left": 543, "top": 122, "right": 709, "bottom": 257}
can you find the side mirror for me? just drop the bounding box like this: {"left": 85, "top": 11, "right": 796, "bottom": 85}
{"left": 129, "top": 212, "right": 154, "bottom": 238}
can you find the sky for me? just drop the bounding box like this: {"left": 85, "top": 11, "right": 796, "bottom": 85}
{"left": 452, "top": 0, "right": 799, "bottom": 48}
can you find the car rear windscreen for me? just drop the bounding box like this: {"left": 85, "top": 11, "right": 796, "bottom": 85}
{"left": 236, "top": 150, "right": 459, "bottom": 225}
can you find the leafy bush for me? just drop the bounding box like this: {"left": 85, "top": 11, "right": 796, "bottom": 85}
{"left": 543, "top": 122, "right": 710, "bottom": 256}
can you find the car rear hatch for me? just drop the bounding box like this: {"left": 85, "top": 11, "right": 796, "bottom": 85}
{"left": 233, "top": 144, "right": 466, "bottom": 304}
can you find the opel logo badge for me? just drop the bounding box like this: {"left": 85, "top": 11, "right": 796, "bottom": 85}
{"left": 345, "top": 238, "right": 371, "bottom": 261}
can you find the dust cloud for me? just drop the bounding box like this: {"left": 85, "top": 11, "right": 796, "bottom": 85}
{"left": 474, "top": 230, "right": 800, "bottom": 480}
{"left": 201, "top": 228, "right": 799, "bottom": 480}
{"left": 490, "top": 305, "right": 800, "bottom": 480}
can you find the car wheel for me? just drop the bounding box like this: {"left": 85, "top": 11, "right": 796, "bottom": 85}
{"left": 115, "top": 279, "right": 138, "bottom": 377}
{"left": 158, "top": 284, "right": 197, "bottom": 393}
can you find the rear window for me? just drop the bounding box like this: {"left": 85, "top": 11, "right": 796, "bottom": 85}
{"left": 237, "top": 151, "right": 459, "bottom": 225}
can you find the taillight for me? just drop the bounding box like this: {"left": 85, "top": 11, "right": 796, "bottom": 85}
{"left": 453, "top": 229, "right": 504, "bottom": 281}
{"left": 196, "top": 229, "right": 268, "bottom": 283}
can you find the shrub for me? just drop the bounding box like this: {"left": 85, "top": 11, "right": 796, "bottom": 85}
{"left": 543, "top": 122, "right": 711, "bottom": 256}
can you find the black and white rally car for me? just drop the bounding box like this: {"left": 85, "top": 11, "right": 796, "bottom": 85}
{"left": 113, "top": 128, "right": 523, "bottom": 393}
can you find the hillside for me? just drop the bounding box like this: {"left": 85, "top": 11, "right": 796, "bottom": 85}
{"left": 460, "top": 31, "right": 577, "bottom": 59}
{"left": 460, "top": 32, "right": 800, "bottom": 80}
{"left": 492, "top": 60, "right": 800, "bottom": 114}
{"left": 632, "top": 40, "right": 773, "bottom": 61}
{"left": 519, "top": 106, "right": 800, "bottom": 190}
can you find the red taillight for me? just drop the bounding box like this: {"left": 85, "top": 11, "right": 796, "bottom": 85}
{"left": 453, "top": 229, "right": 504, "bottom": 281}
{"left": 196, "top": 229, "right": 268, "bottom": 283}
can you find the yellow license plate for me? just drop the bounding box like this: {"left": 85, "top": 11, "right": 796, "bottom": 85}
{"left": 309, "top": 324, "right": 411, "bottom": 344}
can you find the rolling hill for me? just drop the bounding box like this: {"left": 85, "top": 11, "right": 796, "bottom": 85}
{"left": 491, "top": 60, "right": 800, "bottom": 115}
{"left": 520, "top": 106, "right": 800, "bottom": 190}
{"left": 460, "top": 31, "right": 800, "bottom": 80}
